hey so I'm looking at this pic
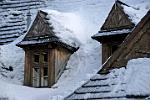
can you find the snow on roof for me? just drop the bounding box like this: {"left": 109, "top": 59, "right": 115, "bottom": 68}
{"left": 92, "top": 0, "right": 150, "bottom": 38}
{"left": 65, "top": 67, "right": 127, "bottom": 100}
{"left": 121, "top": 1, "right": 149, "bottom": 25}
{"left": 125, "top": 58, "right": 150, "bottom": 96}
{"left": 66, "top": 58, "right": 150, "bottom": 99}
{"left": 41, "top": 9, "right": 80, "bottom": 49}
{"left": 93, "top": 29, "right": 132, "bottom": 37}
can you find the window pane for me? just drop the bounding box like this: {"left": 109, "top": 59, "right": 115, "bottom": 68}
{"left": 44, "top": 67, "right": 48, "bottom": 76}
{"left": 34, "top": 54, "right": 39, "bottom": 62}
{"left": 32, "top": 68, "right": 40, "bottom": 87}
{"left": 44, "top": 53, "right": 48, "bottom": 62}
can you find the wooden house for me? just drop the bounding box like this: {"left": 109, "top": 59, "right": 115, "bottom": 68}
{"left": 17, "top": 10, "right": 79, "bottom": 87}
{"left": 92, "top": 0, "right": 135, "bottom": 64}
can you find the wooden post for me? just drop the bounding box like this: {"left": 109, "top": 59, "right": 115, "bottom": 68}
{"left": 24, "top": 48, "right": 32, "bottom": 86}
{"left": 48, "top": 48, "right": 55, "bottom": 87}
{"left": 102, "top": 43, "right": 111, "bottom": 64}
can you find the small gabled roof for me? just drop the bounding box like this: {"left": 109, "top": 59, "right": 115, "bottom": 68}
{"left": 101, "top": 0, "right": 135, "bottom": 31}
{"left": 17, "top": 10, "right": 80, "bottom": 52}
{"left": 99, "top": 9, "right": 150, "bottom": 74}
{"left": 92, "top": 0, "right": 148, "bottom": 38}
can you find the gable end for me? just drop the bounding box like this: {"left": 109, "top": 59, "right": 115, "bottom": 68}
{"left": 101, "top": 2, "right": 135, "bottom": 31}
{"left": 25, "top": 11, "right": 55, "bottom": 39}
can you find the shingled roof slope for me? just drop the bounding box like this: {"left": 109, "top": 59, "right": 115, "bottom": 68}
{"left": 65, "top": 67, "right": 150, "bottom": 100}
{"left": 65, "top": 73, "right": 126, "bottom": 100}
{"left": 0, "top": 0, "right": 46, "bottom": 45}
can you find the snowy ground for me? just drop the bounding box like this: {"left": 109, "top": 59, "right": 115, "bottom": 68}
{"left": 0, "top": 0, "right": 150, "bottom": 100}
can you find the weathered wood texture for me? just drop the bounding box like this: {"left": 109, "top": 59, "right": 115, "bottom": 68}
{"left": 23, "top": 44, "right": 72, "bottom": 87}
{"left": 99, "top": 10, "right": 150, "bottom": 74}
{"left": 19, "top": 10, "right": 77, "bottom": 87}
{"left": 48, "top": 47, "right": 55, "bottom": 87}
{"left": 24, "top": 48, "right": 32, "bottom": 86}
{"left": 24, "top": 45, "right": 49, "bottom": 87}
{"left": 102, "top": 43, "right": 110, "bottom": 64}
{"left": 101, "top": 2, "right": 134, "bottom": 31}
{"left": 25, "top": 11, "right": 54, "bottom": 38}
{"left": 54, "top": 46, "right": 72, "bottom": 81}
{"left": 94, "top": 1, "right": 134, "bottom": 64}
{"left": 98, "top": 34, "right": 128, "bottom": 64}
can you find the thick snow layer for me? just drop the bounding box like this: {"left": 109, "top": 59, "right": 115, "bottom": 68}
{"left": 122, "top": 1, "right": 150, "bottom": 24}
{"left": 109, "top": 58, "right": 150, "bottom": 96}
{"left": 42, "top": 9, "right": 81, "bottom": 48}
{"left": 125, "top": 58, "right": 150, "bottom": 95}
{"left": 0, "top": 37, "right": 101, "bottom": 100}
{"left": 0, "top": 34, "right": 26, "bottom": 84}
{"left": 0, "top": 0, "right": 103, "bottom": 99}
{"left": 93, "top": 29, "right": 132, "bottom": 37}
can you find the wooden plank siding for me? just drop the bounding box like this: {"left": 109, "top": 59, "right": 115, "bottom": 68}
{"left": 48, "top": 47, "right": 55, "bottom": 87}
{"left": 101, "top": 2, "right": 134, "bottom": 31}
{"left": 24, "top": 48, "right": 32, "bottom": 86}
{"left": 54, "top": 46, "right": 72, "bottom": 82}
{"left": 93, "top": 1, "right": 134, "bottom": 65}
{"left": 23, "top": 44, "right": 72, "bottom": 87}
{"left": 17, "top": 10, "right": 78, "bottom": 87}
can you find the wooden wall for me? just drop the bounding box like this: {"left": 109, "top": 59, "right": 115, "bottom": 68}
{"left": 24, "top": 48, "right": 32, "bottom": 86}
{"left": 102, "top": 43, "right": 111, "bottom": 64}
{"left": 54, "top": 46, "right": 72, "bottom": 82}
{"left": 113, "top": 23, "right": 150, "bottom": 68}
{"left": 23, "top": 44, "right": 72, "bottom": 87}
{"left": 100, "top": 34, "right": 128, "bottom": 64}
{"left": 101, "top": 2, "right": 134, "bottom": 30}
{"left": 48, "top": 47, "right": 55, "bottom": 87}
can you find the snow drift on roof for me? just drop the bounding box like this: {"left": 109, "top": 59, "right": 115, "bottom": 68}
{"left": 125, "top": 58, "right": 150, "bottom": 96}
{"left": 121, "top": 1, "right": 149, "bottom": 25}
{"left": 41, "top": 9, "right": 80, "bottom": 48}
{"left": 93, "top": 29, "right": 132, "bottom": 37}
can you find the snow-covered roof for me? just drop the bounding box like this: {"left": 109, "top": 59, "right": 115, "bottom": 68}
{"left": 42, "top": 9, "right": 80, "bottom": 49}
{"left": 0, "top": 0, "right": 46, "bottom": 45}
{"left": 93, "top": 29, "right": 132, "bottom": 37}
{"left": 92, "top": 0, "right": 149, "bottom": 38}
{"left": 65, "top": 68, "right": 126, "bottom": 100}
{"left": 18, "top": 9, "right": 80, "bottom": 51}
{"left": 121, "top": 1, "right": 149, "bottom": 25}
{"left": 65, "top": 58, "right": 150, "bottom": 99}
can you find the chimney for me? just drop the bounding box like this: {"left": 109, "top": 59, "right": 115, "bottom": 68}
{"left": 26, "top": 9, "right": 31, "bottom": 30}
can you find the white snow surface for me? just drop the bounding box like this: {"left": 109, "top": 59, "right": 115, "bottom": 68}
{"left": 122, "top": 1, "right": 150, "bottom": 24}
{"left": 109, "top": 58, "right": 150, "bottom": 96}
{"left": 125, "top": 58, "right": 150, "bottom": 95}
{"left": 0, "top": 0, "right": 150, "bottom": 100}
{"left": 43, "top": 9, "right": 81, "bottom": 47}
{"left": 93, "top": 29, "right": 132, "bottom": 37}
